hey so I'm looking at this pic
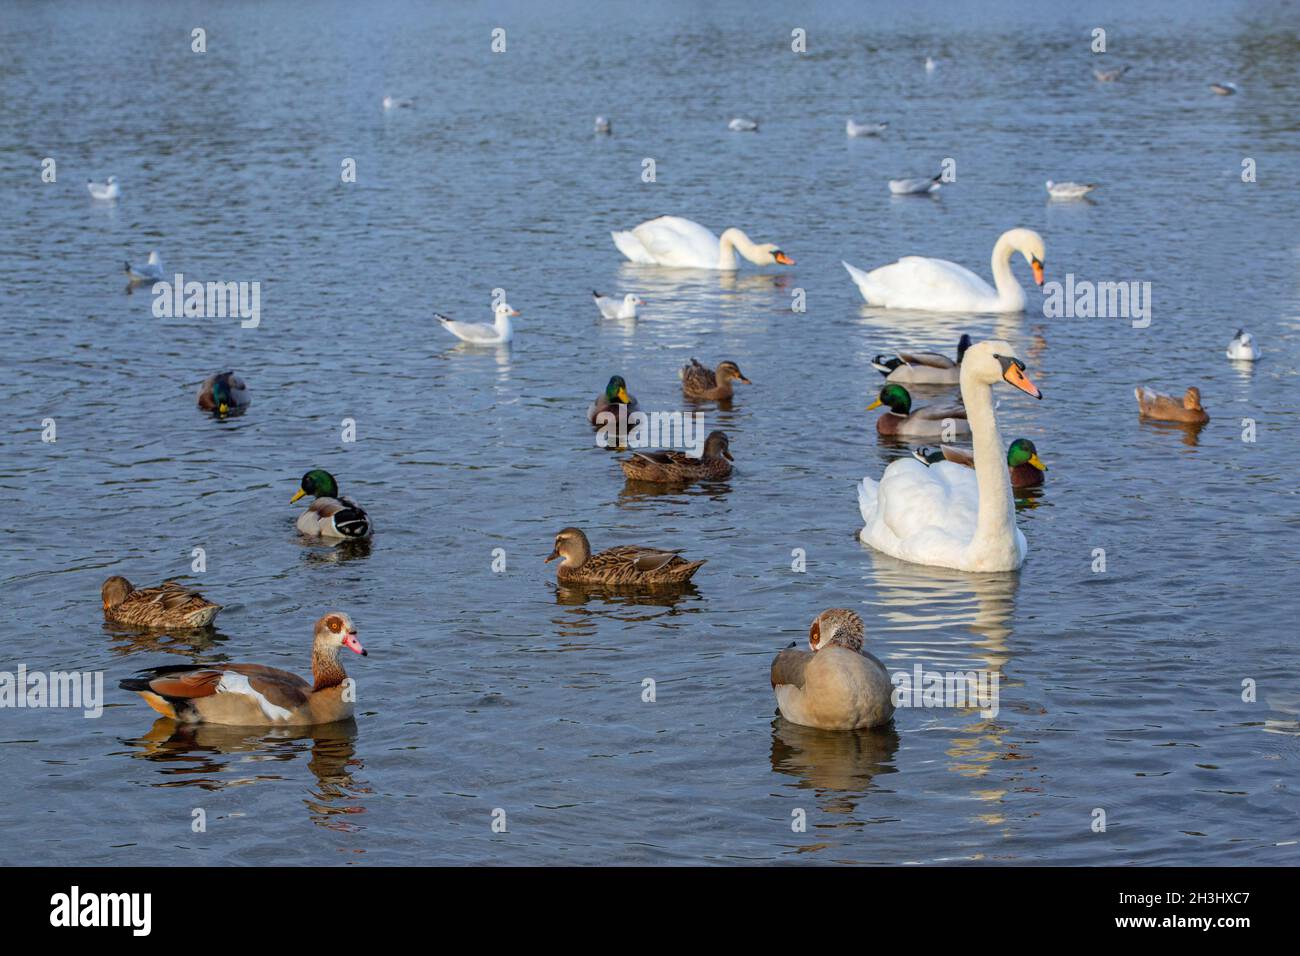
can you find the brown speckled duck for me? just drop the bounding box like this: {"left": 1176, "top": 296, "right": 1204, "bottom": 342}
{"left": 770, "top": 609, "right": 895, "bottom": 730}
{"left": 1135, "top": 385, "right": 1209, "bottom": 424}
{"left": 119, "top": 612, "right": 367, "bottom": 725}
{"left": 102, "top": 576, "right": 222, "bottom": 629}
{"left": 545, "top": 527, "right": 704, "bottom": 588}
{"left": 620, "top": 430, "right": 733, "bottom": 483}
{"left": 680, "top": 359, "right": 751, "bottom": 400}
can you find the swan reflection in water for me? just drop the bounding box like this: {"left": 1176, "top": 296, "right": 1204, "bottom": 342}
{"left": 123, "top": 718, "right": 368, "bottom": 831}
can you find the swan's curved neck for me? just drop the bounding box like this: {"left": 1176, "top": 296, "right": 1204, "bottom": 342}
{"left": 718, "top": 228, "right": 759, "bottom": 269}
{"left": 960, "top": 369, "right": 1016, "bottom": 554}
{"left": 989, "top": 235, "right": 1026, "bottom": 311}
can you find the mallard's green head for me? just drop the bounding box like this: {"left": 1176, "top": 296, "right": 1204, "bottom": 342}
{"left": 867, "top": 383, "right": 911, "bottom": 415}
{"left": 605, "top": 375, "right": 631, "bottom": 404}
{"left": 211, "top": 376, "right": 233, "bottom": 415}
{"left": 1007, "top": 438, "right": 1046, "bottom": 471}
{"left": 291, "top": 468, "right": 339, "bottom": 503}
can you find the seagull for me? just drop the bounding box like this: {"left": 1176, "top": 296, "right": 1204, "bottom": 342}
{"left": 846, "top": 119, "right": 889, "bottom": 137}
{"left": 593, "top": 291, "right": 643, "bottom": 320}
{"left": 382, "top": 95, "right": 414, "bottom": 110}
{"left": 87, "top": 176, "right": 119, "bottom": 201}
{"left": 1209, "top": 82, "right": 1237, "bottom": 96}
{"left": 1093, "top": 65, "right": 1129, "bottom": 82}
{"left": 124, "top": 250, "right": 165, "bottom": 284}
{"left": 728, "top": 117, "right": 759, "bottom": 132}
{"left": 1046, "top": 180, "right": 1099, "bottom": 200}
{"left": 925, "top": 56, "right": 937, "bottom": 73}
{"left": 594, "top": 116, "right": 612, "bottom": 134}
{"left": 889, "top": 173, "right": 942, "bottom": 196}
{"left": 436, "top": 302, "right": 518, "bottom": 345}
{"left": 1226, "top": 329, "right": 1260, "bottom": 361}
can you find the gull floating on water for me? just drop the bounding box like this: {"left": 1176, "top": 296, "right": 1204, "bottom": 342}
{"left": 1093, "top": 65, "right": 1129, "bottom": 82}
{"left": 594, "top": 116, "right": 611, "bottom": 134}
{"left": 382, "top": 95, "right": 414, "bottom": 110}
{"left": 728, "top": 117, "right": 759, "bottom": 132}
{"left": 1226, "top": 328, "right": 1260, "bottom": 361}
{"left": 87, "top": 176, "right": 119, "bottom": 201}
{"left": 846, "top": 119, "right": 888, "bottom": 137}
{"left": 436, "top": 302, "right": 518, "bottom": 345}
{"left": 1046, "top": 180, "right": 1098, "bottom": 200}
{"left": 124, "top": 250, "right": 164, "bottom": 283}
{"left": 925, "top": 57, "right": 937, "bottom": 73}
{"left": 889, "top": 173, "right": 942, "bottom": 196}
{"left": 593, "top": 291, "right": 643, "bottom": 320}
{"left": 1209, "top": 82, "right": 1237, "bottom": 96}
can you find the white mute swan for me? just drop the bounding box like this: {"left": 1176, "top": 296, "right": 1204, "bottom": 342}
{"left": 857, "top": 340, "right": 1042, "bottom": 572}
{"left": 436, "top": 302, "right": 518, "bottom": 345}
{"left": 1226, "top": 328, "right": 1259, "bottom": 361}
{"left": 593, "top": 291, "right": 642, "bottom": 319}
{"left": 844, "top": 227, "right": 1045, "bottom": 313}
{"left": 124, "top": 250, "right": 164, "bottom": 283}
{"left": 611, "top": 216, "right": 794, "bottom": 270}
{"left": 87, "top": 177, "right": 119, "bottom": 201}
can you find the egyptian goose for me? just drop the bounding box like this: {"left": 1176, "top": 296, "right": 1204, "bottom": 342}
{"left": 102, "top": 576, "right": 221, "bottom": 629}
{"left": 680, "top": 358, "right": 751, "bottom": 400}
{"left": 770, "top": 609, "right": 895, "bottom": 730}
{"left": 546, "top": 527, "right": 704, "bottom": 588}
{"left": 119, "top": 612, "right": 367, "bottom": 726}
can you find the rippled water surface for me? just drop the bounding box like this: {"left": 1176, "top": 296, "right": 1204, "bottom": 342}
{"left": 2, "top": 0, "right": 1299, "bottom": 865}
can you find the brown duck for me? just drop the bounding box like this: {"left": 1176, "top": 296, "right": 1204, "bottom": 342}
{"left": 545, "top": 527, "right": 704, "bottom": 588}
{"left": 102, "top": 576, "right": 222, "bottom": 629}
{"left": 1135, "top": 385, "right": 1209, "bottom": 424}
{"left": 119, "top": 612, "right": 367, "bottom": 726}
{"left": 680, "top": 359, "right": 751, "bottom": 400}
{"left": 620, "top": 430, "right": 733, "bottom": 483}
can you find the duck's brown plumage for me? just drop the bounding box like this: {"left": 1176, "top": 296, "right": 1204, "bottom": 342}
{"left": 1135, "top": 385, "right": 1209, "bottom": 424}
{"left": 102, "top": 576, "right": 222, "bottom": 629}
{"left": 546, "top": 527, "right": 704, "bottom": 588}
{"left": 680, "top": 359, "right": 751, "bottom": 401}
{"left": 620, "top": 431, "right": 733, "bottom": 483}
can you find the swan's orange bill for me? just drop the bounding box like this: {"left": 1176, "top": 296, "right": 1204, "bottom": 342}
{"left": 1004, "top": 364, "right": 1042, "bottom": 399}
{"left": 774, "top": 252, "right": 795, "bottom": 265}
{"left": 1031, "top": 259, "right": 1045, "bottom": 286}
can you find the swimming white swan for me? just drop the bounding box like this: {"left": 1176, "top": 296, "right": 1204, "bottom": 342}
{"left": 846, "top": 119, "right": 888, "bottom": 137}
{"left": 611, "top": 216, "right": 794, "bottom": 270}
{"left": 87, "top": 177, "right": 119, "bottom": 201}
{"left": 1046, "top": 180, "right": 1098, "bottom": 200}
{"left": 889, "top": 174, "right": 941, "bottom": 195}
{"left": 436, "top": 302, "right": 518, "bottom": 345}
{"left": 124, "top": 250, "right": 164, "bottom": 283}
{"left": 1226, "top": 328, "right": 1260, "bottom": 361}
{"left": 843, "top": 227, "right": 1045, "bottom": 313}
{"left": 593, "top": 291, "right": 642, "bottom": 319}
{"left": 857, "top": 340, "right": 1042, "bottom": 572}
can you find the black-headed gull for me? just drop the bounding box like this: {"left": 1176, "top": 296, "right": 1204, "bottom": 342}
{"left": 889, "top": 174, "right": 942, "bottom": 196}
{"left": 382, "top": 95, "right": 414, "bottom": 111}
{"left": 436, "top": 302, "right": 518, "bottom": 345}
{"left": 1226, "top": 329, "right": 1259, "bottom": 361}
{"left": 728, "top": 117, "right": 759, "bottom": 132}
{"left": 593, "top": 291, "right": 643, "bottom": 319}
{"left": 1209, "top": 82, "right": 1237, "bottom": 96}
{"left": 594, "top": 116, "right": 611, "bottom": 134}
{"left": 124, "top": 250, "right": 165, "bottom": 283}
{"left": 1046, "top": 180, "right": 1098, "bottom": 200}
{"left": 1093, "top": 65, "right": 1129, "bottom": 82}
{"left": 87, "top": 177, "right": 119, "bottom": 201}
{"left": 846, "top": 119, "right": 888, "bottom": 137}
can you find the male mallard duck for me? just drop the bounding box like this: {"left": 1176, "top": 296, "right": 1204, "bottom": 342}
{"left": 1135, "top": 385, "right": 1209, "bottom": 424}
{"left": 914, "top": 437, "right": 1046, "bottom": 489}
{"left": 196, "top": 371, "right": 250, "bottom": 416}
{"left": 291, "top": 469, "right": 371, "bottom": 539}
{"left": 119, "top": 612, "right": 367, "bottom": 725}
{"left": 770, "top": 609, "right": 894, "bottom": 730}
{"left": 586, "top": 375, "right": 638, "bottom": 426}
{"left": 867, "top": 383, "right": 969, "bottom": 438}
{"left": 545, "top": 527, "right": 704, "bottom": 588}
{"left": 620, "top": 431, "right": 733, "bottom": 483}
{"left": 680, "top": 359, "right": 751, "bottom": 400}
{"left": 102, "top": 576, "right": 222, "bottom": 629}
{"left": 872, "top": 334, "right": 971, "bottom": 385}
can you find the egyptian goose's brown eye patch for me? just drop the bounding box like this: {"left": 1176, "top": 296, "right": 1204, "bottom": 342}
{"left": 326, "top": 616, "right": 343, "bottom": 633}
{"left": 809, "top": 619, "right": 821, "bottom": 648}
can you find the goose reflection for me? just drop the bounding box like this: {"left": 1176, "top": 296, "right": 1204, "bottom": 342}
{"left": 770, "top": 717, "right": 900, "bottom": 799}
{"left": 124, "top": 718, "right": 367, "bottom": 830}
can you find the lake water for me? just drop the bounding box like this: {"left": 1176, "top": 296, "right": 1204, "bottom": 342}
{"left": 2, "top": 0, "right": 1298, "bottom": 865}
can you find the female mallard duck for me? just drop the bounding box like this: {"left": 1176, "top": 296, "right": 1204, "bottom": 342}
{"left": 867, "top": 383, "right": 969, "bottom": 438}
{"left": 872, "top": 334, "right": 971, "bottom": 385}
{"left": 102, "top": 576, "right": 222, "bottom": 629}
{"left": 770, "top": 609, "right": 894, "bottom": 730}
{"left": 620, "top": 431, "right": 733, "bottom": 482}
{"left": 1135, "top": 385, "right": 1209, "bottom": 424}
{"left": 290, "top": 469, "right": 371, "bottom": 539}
{"left": 119, "top": 612, "right": 367, "bottom": 725}
{"left": 546, "top": 527, "right": 704, "bottom": 588}
{"left": 196, "top": 371, "right": 250, "bottom": 416}
{"left": 914, "top": 437, "right": 1046, "bottom": 489}
{"left": 586, "top": 375, "right": 638, "bottom": 427}
{"left": 680, "top": 359, "right": 752, "bottom": 400}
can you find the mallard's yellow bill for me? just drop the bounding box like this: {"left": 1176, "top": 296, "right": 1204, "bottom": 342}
{"left": 290, "top": 489, "right": 307, "bottom": 504}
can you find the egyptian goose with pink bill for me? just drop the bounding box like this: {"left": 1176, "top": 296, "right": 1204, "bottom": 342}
{"left": 119, "top": 612, "right": 367, "bottom": 726}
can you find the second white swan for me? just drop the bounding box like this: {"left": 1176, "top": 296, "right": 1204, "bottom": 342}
{"left": 611, "top": 216, "right": 794, "bottom": 270}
